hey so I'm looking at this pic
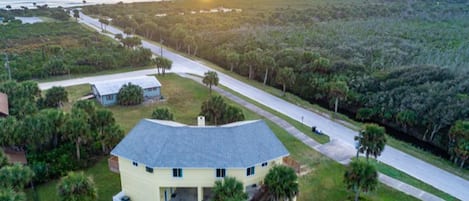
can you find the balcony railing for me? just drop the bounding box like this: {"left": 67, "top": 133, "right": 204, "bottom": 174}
{"left": 108, "top": 156, "right": 119, "bottom": 173}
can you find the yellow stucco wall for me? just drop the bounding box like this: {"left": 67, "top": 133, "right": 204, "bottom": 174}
{"left": 118, "top": 156, "right": 285, "bottom": 201}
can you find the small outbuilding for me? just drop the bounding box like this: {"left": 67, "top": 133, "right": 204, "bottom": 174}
{"left": 90, "top": 76, "right": 161, "bottom": 106}
{"left": 0, "top": 92, "right": 9, "bottom": 117}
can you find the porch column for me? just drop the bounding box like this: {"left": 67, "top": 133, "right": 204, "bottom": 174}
{"left": 197, "top": 186, "right": 203, "bottom": 201}
{"left": 155, "top": 186, "right": 160, "bottom": 201}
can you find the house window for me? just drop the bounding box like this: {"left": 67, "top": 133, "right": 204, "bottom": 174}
{"left": 261, "top": 162, "right": 268, "bottom": 167}
{"left": 106, "top": 95, "right": 113, "bottom": 100}
{"left": 132, "top": 161, "right": 138, "bottom": 167}
{"left": 146, "top": 166, "right": 153, "bottom": 173}
{"left": 246, "top": 166, "right": 255, "bottom": 176}
{"left": 216, "top": 168, "right": 226, "bottom": 178}
{"left": 172, "top": 168, "right": 183, "bottom": 177}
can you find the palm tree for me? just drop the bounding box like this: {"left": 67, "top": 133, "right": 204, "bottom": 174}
{"left": 448, "top": 120, "right": 469, "bottom": 167}
{"left": 202, "top": 71, "right": 219, "bottom": 95}
{"left": 243, "top": 50, "right": 260, "bottom": 80}
{"left": 41, "top": 109, "right": 67, "bottom": 147}
{"left": 98, "top": 18, "right": 109, "bottom": 32}
{"left": 95, "top": 109, "right": 115, "bottom": 153}
{"left": 63, "top": 109, "right": 91, "bottom": 160}
{"left": 223, "top": 105, "right": 245, "bottom": 124}
{"left": 264, "top": 165, "right": 299, "bottom": 201}
{"left": 200, "top": 96, "right": 226, "bottom": 125}
{"left": 354, "top": 123, "right": 387, "bottom": 161}
{"left": 0, "top": 117, "right": 19, "bottom": 147}
{"left": 344, "top": 159, "right": 378, "bottom": 201}
{"left": 226, "top": 51, "right": 240, "bottom": 72}
{"left": 151, "top": 107, "right": 174, "bottom": 120}
{"left": 160, "top": 57, "right": 172, "bottom": 75}
{"left": 212, "top": 177, "right": 247, "bottom": 201}
{"left": 0, "top": 164, "right": 34, "bottom": 190}
{"left": 262, "top": 55, "right": 276, "bottom": 85}
{"left": 72, "top": 10, "right": 79, "bottom": 21}
{"left": 328, "top": 80, "right": 349, "bottom": 113}
{"left": 276, "top": 67, "right": 296, "bottom": 96}
{"left": 102, "top": 124, "right": 124, "bottom": 153}
{"left": 43, "top": 86, "right": 68, "bottom": 108}
{"left": 117, "top": 83, "right": 144, "bottom": 106}
{"left": 0, "top": 188, "right": 26, "bottom": 201}
{"left": 57, "top": 172, "right": 97, "bottom": 201}
{"left": 153, "top": 57, "right": 172, "bottom": 75}
{"left": 72, "top": 100, "right": 96, "bottom": 118}
{"left": 21, "top": 113, "right": 53, "bottom": 151}
{"left": 0, "top": 150, "right": 8, "bottom": 169}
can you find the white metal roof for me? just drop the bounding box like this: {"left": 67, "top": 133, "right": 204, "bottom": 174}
{"left": 90, "top": 76, "right": 161, "bottom": 96}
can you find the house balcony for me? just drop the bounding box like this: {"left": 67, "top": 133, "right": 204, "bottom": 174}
{"left": 108, "top": 156, "right": 119, "bottom": 173}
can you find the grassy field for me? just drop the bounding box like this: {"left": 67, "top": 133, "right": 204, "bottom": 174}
{"left": 27, "top": 73, "right": 419, "bottom": 201}
{"left": 369, "top": 159, "right": 456, "bottom": 201}
{"left": 26, "top": 159, "right": 121, "bottom": 201}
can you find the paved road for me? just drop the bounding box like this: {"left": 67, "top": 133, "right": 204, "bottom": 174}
{"left": 184, "top": 73, "right": 443, "bottom": 201}
{"left": 40, "top": 12, "right": 469, "bottom": 200}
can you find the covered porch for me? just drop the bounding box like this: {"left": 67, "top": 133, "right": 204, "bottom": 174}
{"left": 161, "top": 187, "right": 213, "bottom": 201}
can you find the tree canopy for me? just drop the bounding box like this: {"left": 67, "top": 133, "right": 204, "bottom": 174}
{"left": 202, "top": 71, "right": 219, "bottom": 95}
{"left": 212, "top": 177, "right": 247, "bottom": 201}
{"left": 57, "top": 172, "right": 98, "bottom": 201}
{"left": 344, "top": 159, "right": 378, "bottom": 201}
{"left": 200, "top": 96, "right": 245, "bottom": 125}
{"left": 355, "top": 123, "right": 387, "bottom": 160}
{"left": 117, "top": 83, "right": 144, "bottom": 106}
{"left": 151, "top": 107, "right": 174, "bottom": 120}
{"left": 264, "top": 165, "right": 299, "bottom": 201}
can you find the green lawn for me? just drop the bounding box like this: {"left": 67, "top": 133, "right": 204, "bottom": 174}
{"left": 26, "top": 159, "right": 121, "bottom": 201}
{"left": 267, "top": 121, "right": 417, "bottom": 201}
{"left": 386, "top": 136, "right": 469, "bottom": 181}
{"left": 30, "top": 73, "right": 419, "bottom": 201}
{"left": 369, "top": 159, "right": 457, "bottom": 201}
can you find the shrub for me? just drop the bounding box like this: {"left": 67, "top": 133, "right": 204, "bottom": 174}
{"left": 117, "top": 83, "right": 144, "bottom": 106}
{"left": 151, "top": 107, "right": 174, "bottom": 120}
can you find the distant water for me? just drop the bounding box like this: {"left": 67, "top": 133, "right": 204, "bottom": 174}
{"left": 16, "top": 16, "right": 43, "bottom": 23}
{"left": 0, "top": 0, "right": 161, "bottom": 9}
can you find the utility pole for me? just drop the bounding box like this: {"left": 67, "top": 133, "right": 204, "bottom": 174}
{"left": 4, "top": 53, "right": 11, "bottom": 80}
{"left": 160, "top": 38, "right": 164, "bottom": 57}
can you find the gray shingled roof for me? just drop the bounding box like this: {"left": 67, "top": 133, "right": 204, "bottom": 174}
{"left": 111, "top": 119, "right": 289, "bottom": 168}
{"left": 90, "top": 76, "right": 161, "bottom": 96}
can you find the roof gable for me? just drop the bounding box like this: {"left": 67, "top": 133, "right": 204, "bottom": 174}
{"left": 111, "top": 119, "right": 289, "bottom": 168}
{"left": 90, "top": 76, "right": 161, "bottom": 96}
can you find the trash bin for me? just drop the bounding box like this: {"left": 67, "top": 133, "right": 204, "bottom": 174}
{"left": 121, "top": 196, "right": 130, "bottom": 201}
{"left": 311, "top": 126, "right": 316, "bottom": 133}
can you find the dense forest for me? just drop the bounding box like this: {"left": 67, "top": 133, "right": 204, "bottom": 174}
{"left": 0, "top": 8, "right": 152, "bottom": 81}
{"left": 83, "top": 0, "right": 469, "bottom": 167}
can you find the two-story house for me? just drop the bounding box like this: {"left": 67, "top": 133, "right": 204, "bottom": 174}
{"left": 111, "top": 117, "right": 289, "bottom": 201}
